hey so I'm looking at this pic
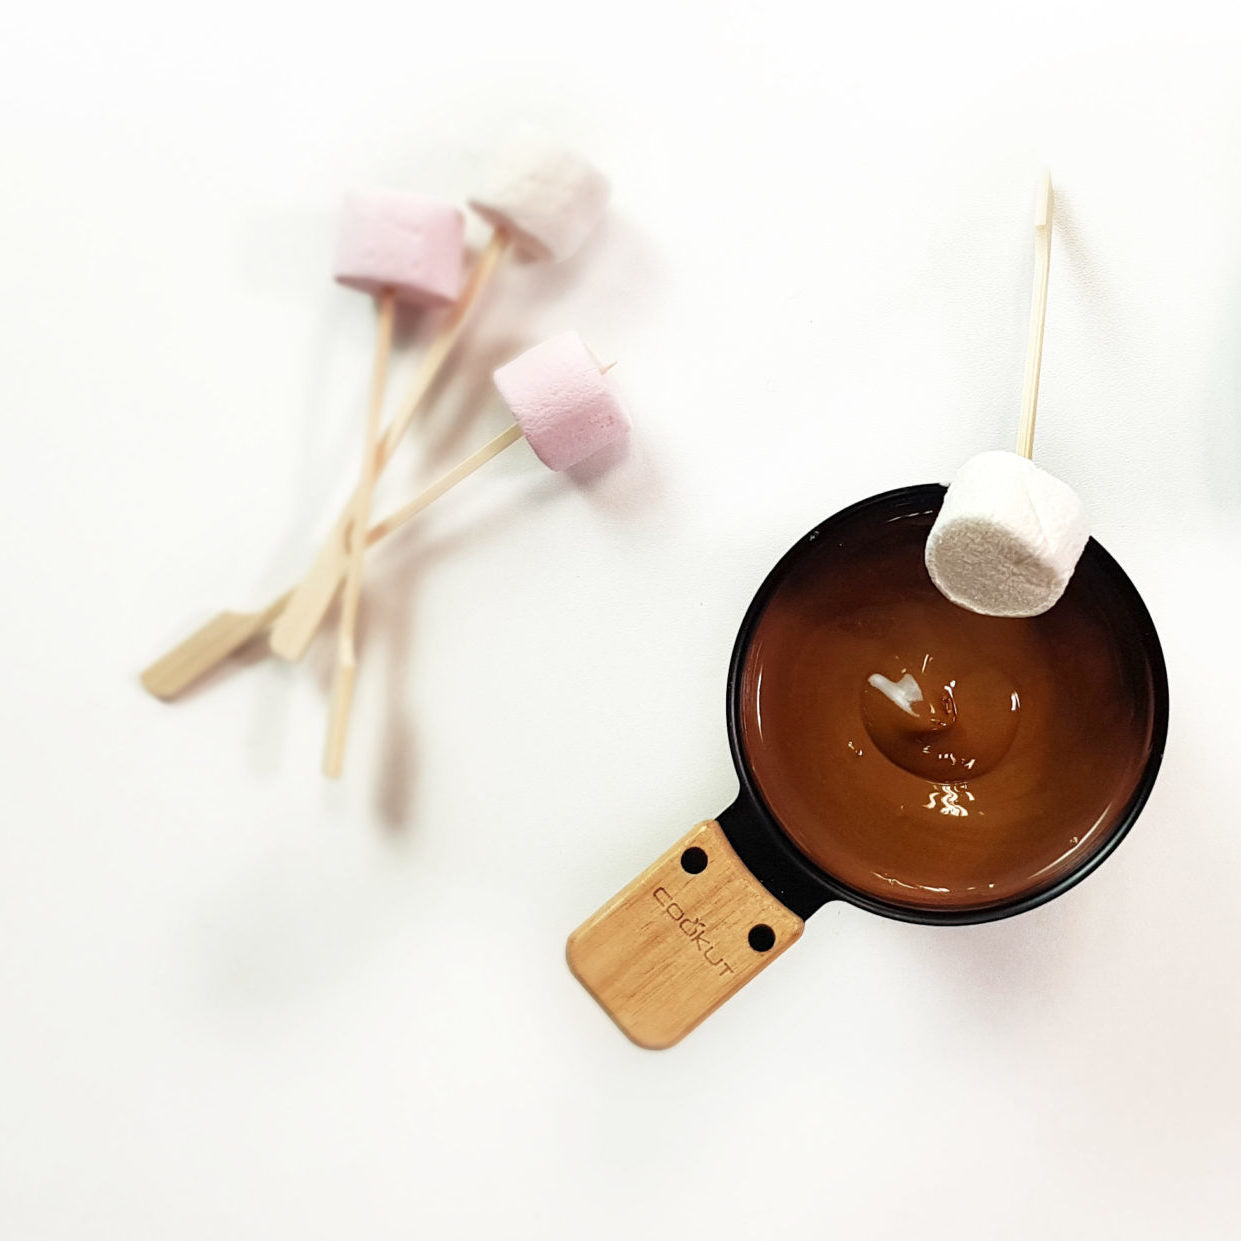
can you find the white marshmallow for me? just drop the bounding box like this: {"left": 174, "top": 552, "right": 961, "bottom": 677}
{"left": 925, "top": 451, "right": 1090, "bottom": 618}
{"left": 469, "top": 126, "right": 609, "bottom": 262}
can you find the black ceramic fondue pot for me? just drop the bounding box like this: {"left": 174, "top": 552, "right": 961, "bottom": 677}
{"left": 567, "top": 484, "right": 1169, "bottom": 1048}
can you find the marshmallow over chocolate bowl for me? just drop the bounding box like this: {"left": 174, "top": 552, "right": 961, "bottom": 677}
{"left": 738, "top": 499, "right": 1157, "bottom": 912}
{"left": 925, "top": 450, "right": 1090, "bottom": 617}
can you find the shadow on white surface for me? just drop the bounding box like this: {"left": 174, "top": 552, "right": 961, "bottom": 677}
{"left": 182, "top": 845, "right": 401, "bottom": 1015}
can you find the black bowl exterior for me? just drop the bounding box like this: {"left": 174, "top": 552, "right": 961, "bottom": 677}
{"left": 721, "top": 484, "right": 1170, "bottom": 927}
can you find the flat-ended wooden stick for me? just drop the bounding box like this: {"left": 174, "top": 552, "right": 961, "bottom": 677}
{"left": 140, "top": 423, "right": 527, "bottom": 701}
{"left": 140, "top": 594, "right": 294, "bottom": 701}
{"left": 1016, "top": 171, "right": 1053, "bottom": 460}
{"left": 321, "top": 289, "right": 397, "bottom": 777}
{"left": 269, "top": 228, "right": 513, "bottom": 663}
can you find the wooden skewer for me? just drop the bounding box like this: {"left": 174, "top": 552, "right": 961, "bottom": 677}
{"left": 140, "top": 594, "right": 294, "bottom": 701}
{"left": 321, "top": 288, "right": 397, "bottom": 778}
{"left": 268, "top": 228, "right": 512, "bottom": 663}
{"left": 1016, "top": 171, "right": 1053, "bottom": 460}
{"left": 140, "top": 423, "right": 527, "bottom": 701}
{"left": 369, "top": 423, "right": 524, "bottom": 539}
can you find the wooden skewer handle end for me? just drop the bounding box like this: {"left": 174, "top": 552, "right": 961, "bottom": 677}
{"left": 322, "top": 661, "right": 357, "bottom": 779}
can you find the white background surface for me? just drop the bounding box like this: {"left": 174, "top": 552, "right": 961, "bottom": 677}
{"left": 3, "top": 2, "right": 1240, "bottom": 1237}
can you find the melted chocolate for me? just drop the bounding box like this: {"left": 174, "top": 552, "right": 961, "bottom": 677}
{"left": 738, "top": 505, "right": 1157, "bottom": 911}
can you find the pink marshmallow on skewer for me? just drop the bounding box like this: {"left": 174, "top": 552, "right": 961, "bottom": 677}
{"left": 333, "top": 190, "right": 466, "bottom": 306}
{"left": 494, "top": 331, "right": 629, "bottom": 470}
{"left": 352, "top": 331, "right": 631, "bottom": 545}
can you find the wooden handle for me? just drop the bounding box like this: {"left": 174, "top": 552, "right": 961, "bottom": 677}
{"left": 567, "top": 820, "right": 804, "bottom": 1049}
{"left": 139, "top": 594, "right": 291, "bottom": 700}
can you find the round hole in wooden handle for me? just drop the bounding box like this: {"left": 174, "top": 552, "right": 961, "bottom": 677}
{"left": 566, "top": 820, "right": 804, "bottom": 1049}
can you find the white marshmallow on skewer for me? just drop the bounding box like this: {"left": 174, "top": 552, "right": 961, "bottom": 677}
{"left": 469, "top": 124, "right": 610, "bottom": 262}
{"left": 925, "top": 172, "right": 1088, "bottom": 620}
{"left": 925, "top": 451, "right": 1089, "bottom": 617}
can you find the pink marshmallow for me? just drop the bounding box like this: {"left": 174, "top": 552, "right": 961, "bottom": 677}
{"left": 333, "top": 190, "right": 464, "bottom": 307}
{"left": 493, "top": 332, "right": 630, "bottom": 471}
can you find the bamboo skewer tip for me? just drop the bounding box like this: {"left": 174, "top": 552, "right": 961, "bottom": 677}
{"left": 1034, "top": 169, "right": 1054, "bottom": 230}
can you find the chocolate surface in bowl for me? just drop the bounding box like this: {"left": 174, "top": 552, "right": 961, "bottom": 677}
{"left": 735, "top": 491, "right": 1160, "bottom": 913}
